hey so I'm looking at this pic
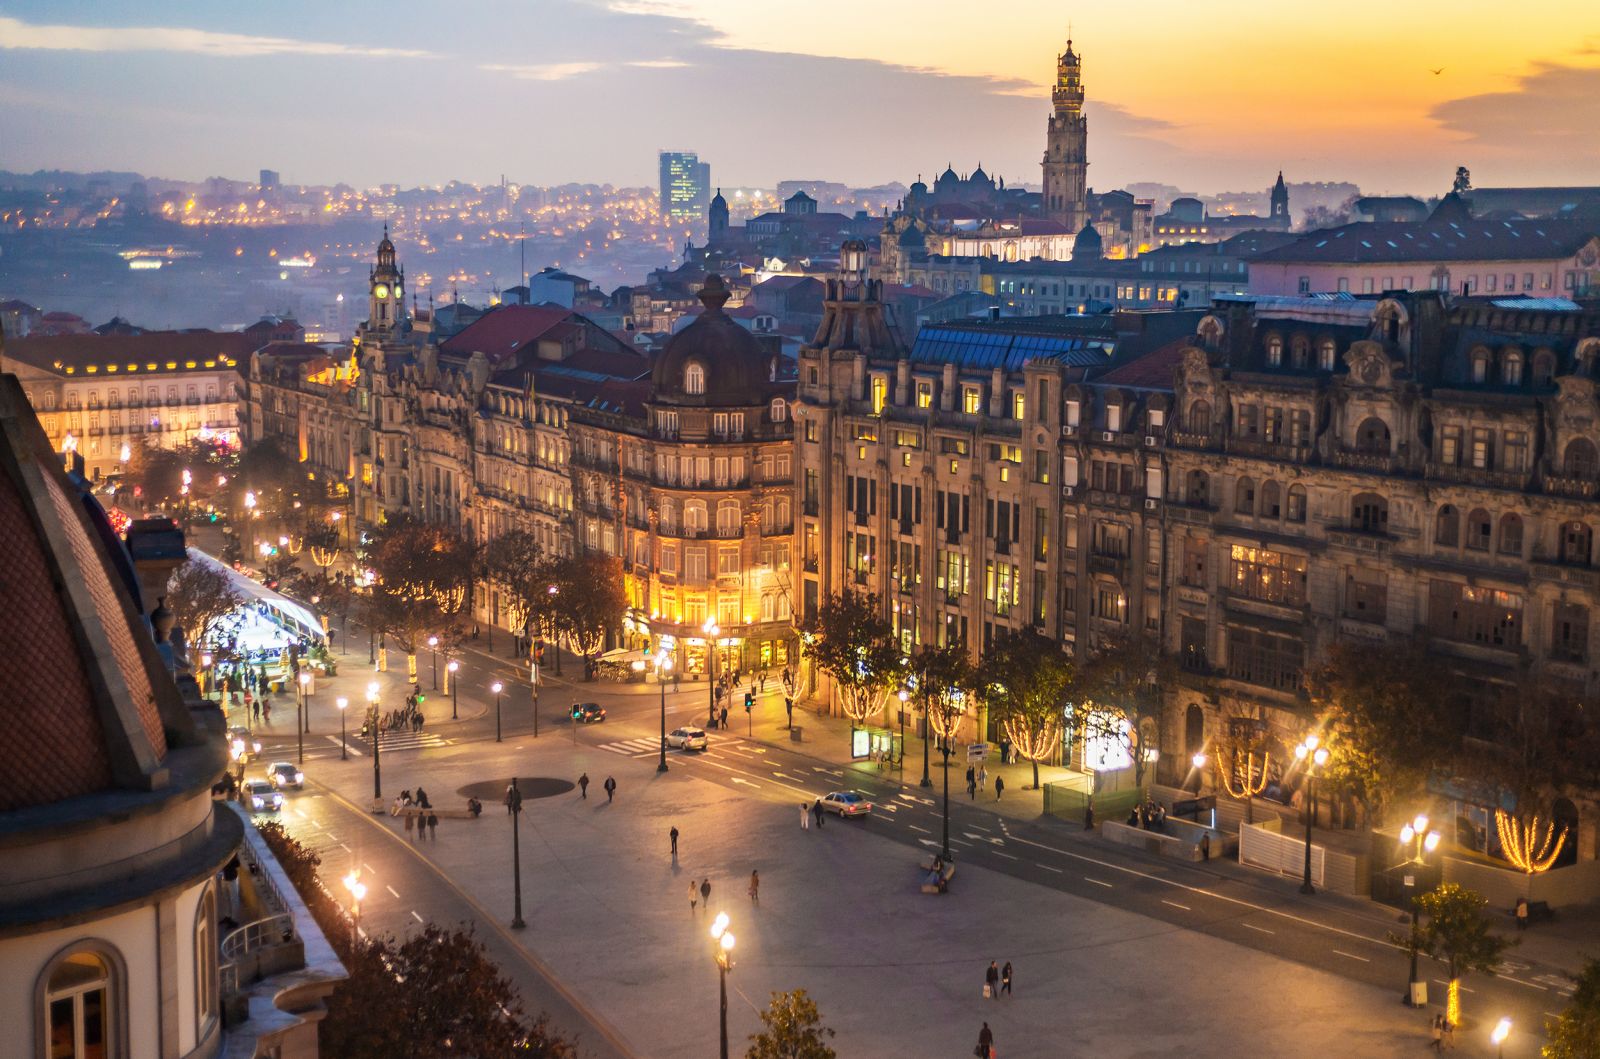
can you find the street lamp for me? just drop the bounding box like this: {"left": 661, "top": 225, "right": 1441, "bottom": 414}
{"left": 897, "top": 688, "right": 909, "bottom": 772}
{"left": 342, "top": 872, "right": 366, "bottom": 949}
{"left": 199, "top": 652, "right": 212, "bottom": 700}
{"left": 1491, "top": 1016, "right": 1511, "bottom": 1058}
{"left": 710, "top": 913, "right": 736, "bottom": 1059}
{"left": 428, "top": 635, "right": 439, "bottom": 689}
{"left": 1191, "top": 752, "right": 1208, "bottom": 794}
{"left": 297, "top": 670, "right": 311, "bottom": 764}
{"left": 702, "top": 618, "right": 720, "bottom": 729}
{"left": 507, "top": 778, "right": 526, "bottom": 929}
{"left": 1294, "top": 735, "right": 1331, "bottom": 894}
{"left": 492, "top": 681, "right": 504, "bottom": 742}
{"left": 448, "top": 660, "right": 459, "bottom": 719}
{"left": 366, "top": 680, "right": 382, "bottom": 808}
{"left": 656, "top": 650, "right": 674, "bottom": 773}
{"left": 336, "top": 696, "right": 349, "bottom": 760}
{"left": 1400, "top": 812, "right": 1442, "bottom": 1006}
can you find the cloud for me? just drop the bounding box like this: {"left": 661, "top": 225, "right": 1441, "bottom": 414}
{"left": 1430, "top": 59, "right": 1600, "bottom": 172}
{"left": 629, "top": 59, "right": 689, "bottom": 69}
{"left": 480, "top": 61, "right": 604, "bottom": 81}
{"left": 0, "top": 15, "right": 433, "bottom": 59}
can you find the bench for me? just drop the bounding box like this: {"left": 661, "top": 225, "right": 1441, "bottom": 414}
{"left": 397, "top": 805, "right": 480, "bottom": 821}
{"left": 918, "top": 859, "right": 956, "bottom": 894}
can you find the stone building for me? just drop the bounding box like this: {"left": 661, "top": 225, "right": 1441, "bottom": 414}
{"left": 567, "top": 273, "right": 798, "bottom": 676}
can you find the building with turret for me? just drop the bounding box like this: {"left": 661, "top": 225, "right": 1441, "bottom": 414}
{"left": 1042, "top": 40, "right": 1088, "bottom": 231}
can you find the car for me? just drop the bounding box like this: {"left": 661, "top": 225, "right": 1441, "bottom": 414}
{"left": 666, "top": 726, "right": 708, "bottom": 751}
{"left": 227, "top": 726, "right": 261, "bottom": 764}
{"left": 244, "top": 779, "right": 283, "bottom": 814}
{"left": 268, "top": 762, "right": 304, "bottom": 790}
{"left": 821, "top": 791, "right": 873, "bottom": 817}
{"left": 570, "top": 702, "right": 607, "bottom": 724}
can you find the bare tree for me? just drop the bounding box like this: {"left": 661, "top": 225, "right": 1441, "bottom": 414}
{"left": 165, "top": 559, "right": 244, "bottom": 648}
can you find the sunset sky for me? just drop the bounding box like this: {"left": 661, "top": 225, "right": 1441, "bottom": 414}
{"left": 2, "top": 1, "right": 1597, "bottom": 195}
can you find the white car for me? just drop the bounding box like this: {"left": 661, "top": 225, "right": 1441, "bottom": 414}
{"left": 268, "top": 762, "right": 304, "bottom": 790}
{"left": 244, "top": 779, "right": 283, "bottom": 814}
{"left": 227, "top": 726, "right": 261, "bottom": 764}
{"left": 821, "top": 791, "right": 873, "bottom": 817}
{"left": 666, "top": 727, "right": 708, "bottom": 751}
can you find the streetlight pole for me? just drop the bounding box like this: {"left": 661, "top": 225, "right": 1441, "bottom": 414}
{"left": 1294, "top": 736, "right": 1330, "bottom": 895}
{"left": 941, "top": 738, "right": 952, "bottom": 861}
{"left": 710, "top": 914, "right": 735, "bottom": 1059}
{"left": 493, "top": 681, "right": 504, "bottom": 742}
{"left": 530, "top": 659, "right": 540, "bottom": 738}
{"left": 509, "top": 778, "right": 526, "bottom": 929}
{"left": 703, "top": 619, "right": 720, "bottom": 729}
{"left": 297, "top": 670, "right": 310, "bottom": 764}
{"left": 367, "top": 681, "right": 382, "bottom": 809}
{"left": 337, "top": 696, "right": 348, "bottom": 760}
{"left": 429, "top": 635, "right": 439, "bottom": 690}
{"left": 1400, "top": 813, "right": 1442, "bottom": 1005}
{"left": 448, "top": 660, "right": 459, "bottom": 719}
{"left": 897, "top": 688, "right": 908, "bottom": 772}
{"left": 920, "top": 689, "right": 933, "bottom": 788}
{"left": 343, "top": 872, "right": 366, "bottom": 950}
{"left": 657, "top": 651, "right": 673, "bottom": 773}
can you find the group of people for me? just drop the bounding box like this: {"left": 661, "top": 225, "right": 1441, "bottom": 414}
{"left": 798, "top": 799, "right": 829, "bottom": 829}
{"left": 982, "top": 960, "right": 1014, "bottom": 998}
{"left": 1128, "top": 800, "right": 1167, "bottom": 832}
{"left": 1428, "top": 1013, "right": 1456, "bottom": 1050}
{"left": 395, "top": 788, "right": 438, "bottom": 839}
{"left": 964, "top": 763, "right": 1003, "bottom": 800}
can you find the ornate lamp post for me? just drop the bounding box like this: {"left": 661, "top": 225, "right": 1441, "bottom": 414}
{"left": 1294, "top": 735, "right": 1330, "bottom": 894}
{"left": 336, "top": 696, "right": 349, "bottom": 760}
{"left": 428, "top": 635, "right": 439, "bottom": 689}
{"left": 656, "top": 650, "right": 674, "bottom": 773}
{"left": 1400, "top": 813, "right": 1442, "bottom": 1006}
{"left": 366, "top": 680, "right": 382, "bottom": 809}
{"left": 709, "top": 913, "right": 736, "bottom": 1059}
{"left": 508, "top": 778, "right": 526, "bottom": 929}
{"left": 296, "top": 670, "right": 311, "bottom": 764}
{"left": 492, "top": 681, "right": 504, "bottom": 742}
{"left": 448, "top": 660, "right": 460, "bottom": 719}
{"left": 702, "top": 618, "right": 720, "bottom": 729}
{"left": 897, "top": 687, "right": 909, "bottom": 772}
{"left": 342, "top": 872, "right": 366, "bottom": 949}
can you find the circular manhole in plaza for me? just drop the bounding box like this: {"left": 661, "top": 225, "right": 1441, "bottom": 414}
{"left": 458, "top": 777, "right": 575, "bottom": 801}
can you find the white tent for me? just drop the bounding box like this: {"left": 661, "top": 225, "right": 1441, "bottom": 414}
{"left": 188, "top": 548, "right": 325, "bottom": 652}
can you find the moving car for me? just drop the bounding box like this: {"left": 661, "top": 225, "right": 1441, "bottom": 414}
{"left": 666, "top": 726, "right": 708, "bottom": 751}
{"left": 244, "top": 779, "right": 283, "bottom": 814}
{"left": 227, "top": 726, "right": 261, "bottom": 764}
{"left": 821, "top": 791, "right": 873, "bottom": 817}
{"left": 570, "top": 702, "right": 607, "bottom": 724}
{"left": 268, "top": 761, "right": 305, "bottom": 790}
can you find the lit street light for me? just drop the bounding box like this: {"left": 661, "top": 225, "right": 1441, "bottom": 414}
{"left": 897, "top": 687, "right": 909, "bottom": 773}
{"left": 710, "top": 913, "right": 736, "bottom": 1059}
{"left": 656, "top": 650, "right": 674, "bottom": 773}
{"left": 1400, "top": 813, "right": 1443, "bottom": 1006}
{"left": 336, "top": 696, "right": 349, "bottom": 760}
{"left": 1294, "top": 735, "right": 1331, "bottom": 894}
{"left": 343, "top": 871, "right": 366, "bottom": 948}
{"left": 703, "top": 618, "right": 720, "bottom": 730}
{"left": 296, "top": 669, "right": 311, "bottom": 764}
{"left": 366, "top": 680, "right": 382, "bottom": 809}
{"left": 507, "top": 778, "right": 526, "bottom": 929}
{"left": 492, "top": 681, "right": 504, "bottom": 742}
{"left": 428, "top": 635, "right": 439, "bottom": 689}
{"left": 1491, "top": 1016, "right": 1511, "bottom": 1058}
{"left": 448, "top": 660, "right": 460, "bottom": 719}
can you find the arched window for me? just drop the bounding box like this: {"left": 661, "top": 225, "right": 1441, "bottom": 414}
{"left": 684, "top": 362, "right": 705, "bottom": 395}
{"left": 1184, "top": 704, "right": 1205, "bottom": 759}
{"left": 1290, "top": 335, "right": 1310, "bottom": 369}
{"left": 1265, "top": 334, "right": 1283, "bottom": 367}
{"left": 716, "top": 499, "right": 741, "bottom": 537}
{"left": 195, "top": 887, "right": 218, "bottom": 1038}
{"left": 1235, "top": 476, "right": 1256, "bottom": 515}
{"left": 1470, "top": 347, "right": 1490, "bottom": 384}
{"left": 1497, "top": 513, "right": 1523, "bottom": 556}
{"left": 1286, "top": 484, "right": 1307, "bottom": 523}
{"left": 1352, "top": 492, "right": 1388, "bottom": 534}
{"left": 1261, "top": 480, "right": 1282, "bottom": 519}
{"left": 39, "top": 944, "right": 124, "bottom": 1059}
{"left": 1355, "top": 417, "right": 1391, "bottom": 454}
{"left": 769, "top": 397, "right": 788, "bottom": 422}
{"left": 1501, "top": 351, "right": 1524, "bottom": 386}
{"left": 1561, "top": 521, "right": 1593, "bottom": 566}
{"left": 1564, "top": 438, "right": 1599, "bottom": 478}
{"left": 1185, "top": 399, "right": 1212, "bottom": 434}
{"left": 1466, "top": 508, "right": 1492, "bottom": 551}
{"left": 1532, "top": 350, "right": 1557, "bottom": 388}
{"left": 684, "top": 500, "right": 707, "bottom": 533}
{"left": 1186, "top": 469, "right": 1210, "bottom": 506}
{"left": 1436, "top": 504, "right": 1460, "bottom": 547}
{"left": 1318, "top": 339, "right": 1337, "bottom": 371}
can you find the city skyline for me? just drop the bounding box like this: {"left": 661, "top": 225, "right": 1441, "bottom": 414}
{"left": 1, "top": 2, "right": 1596, "bottom": 195}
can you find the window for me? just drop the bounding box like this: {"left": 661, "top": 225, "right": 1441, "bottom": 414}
{"left": 1351, "top": 492, "right": 1387, "bottom": 534}
{"left": 1318, "top": 339, "right": 1337, "bottom": 371}
{"left": 1552, "top": 602, "right": 1589, "bottom": 663}
{"left": 1237, "top": 405, "right": 1260, "bottom": 439}
{"left": 1181, "top": 618, "right": 1208, "bottom": 672}
{"left": 718, "top": 546, "right": 740, "bottom": 575}
{"left": 1345, "top": 568, "right": 1388, "bottom": 623}
{"left": 685, "top": 362, "right": 705, "bottom": 395}
{"left": 1181, "top": 535, "right": 1208, "bottom": 587}
{"left": 196, "top": 888, "right": 218, "bottom": 1036}
{"left": 1226, "top": 627, "right": 1303, "bottom": 692}
{"left": 1264, "top": 407, "right": 1283, "bottom": 444}
{"left": 962, "top": 386, "right": 982, "bottom": 415}
{"left": 1091, "top": 581, "right": 1127, "bottom": 623}
{"left": 916, "top": 381, "right": 933, "bottom": 408}
{"left": 1497, "top": 514, "right": 1523, "bottom": 556}
{"left": 716, "top": 500, "right": 741, "bottom": 537}
{"left": 1561, "top": 521, "right": 1593, "bottom": 566}
{"left": 1106, "top": 404, "right": 1122, "bottom": 432}
{"left": 770, "top": 398, "right": 787, "bottom": 422}
{"left": 1466, "top": 509, "right": 1492, "bottom": 551}
{"left": 1354, "top": 417, "right": 1390, "bottom": 454}
{"left": 1471, "top": 350, "right": 1489, "bottom": 384}
{"left": 1564, "top": 438, "right": 1599, "bottom": 479}
{"left": 1470, "top": 428, "right": 1492, "bottom": 469}
{"left": 685, "top": 547, "right": 708, "bottom": 582}
{"left": 1012, "top": 391, "right": 1025, "bottom": 420}
{"left": 1291, "top": 335, "right": 1310, "bottom": 369}
{"left": 1265, "top": 334, "right": 1283, "bottom": 367}
{"left": 1435, "top": 505, "right": 1460, "bottom": 547}
{"left": 1260, "top": 480, "right": 1283, "bottom": 519}
{"left": 1229, "top": 545, "right": 1307, "bottom": 605}
{"left": 1533, "top": 351, "right": 1557, "bottom": 388}
{"left": 685, "top": 501, "right": 707, "bottom": 534}
{"left": 871, "top": 376, "right": 888, "bottom": 414}
{"left": 1185, "top": 399, "right": 1212, "bottom": 434}
{"left": 42, "top": 948, "right": 118, "bottom": 1059}
{"left": 1501, "top": 352, "right": 1523, "bottom": 386}
{"left": 1235, "top": 477, "right": 1255, "bottom": 515}
{"left": 1439, "top": 425, "right": 1461, "bottom": 466}
{"left": 1429, "top": 582, "right": 1522, "bottom": 647}
{"left": 1186, "top": 470, "right": 1210, "bottom": 506}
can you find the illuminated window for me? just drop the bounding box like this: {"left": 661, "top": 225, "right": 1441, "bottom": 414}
{"left": 962, "top": 386, "right": 982, "bottom": 415}
{"left": 871, "top": 376, "right": 888, "bottom": 414}
{"left": 1229, "top": 545, "right": 1307, "bottom": 605}
{"left": 684, "top": 362, "right": 705, "bottom": 395}
{"left": 42, "top": 948, "right": 120, "bottom": 1059}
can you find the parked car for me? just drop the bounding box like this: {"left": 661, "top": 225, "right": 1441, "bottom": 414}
{"left": 244, "top": 779, "right": 283, "bottom": 814}
{"left": 227, "top": 726, "right": 261, "bottom": 764}
{"left": 821, "top": 791, "right": 873, "bottom": 817}
{"left": 570, "top": 702, "right": 607, "bottom": 724}
{"left": 666, "top": 726, "right": 708, "bottom": 751}
{"left": 268, "top": 762, "right": 304, "bottom": 790}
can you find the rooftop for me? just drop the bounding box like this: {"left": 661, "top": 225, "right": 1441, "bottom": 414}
{"left": 3, "top": 330, "right": 257, "bottom": 377}
{"left": 1249, "top": 217, "right": 1599, "bottom": 265}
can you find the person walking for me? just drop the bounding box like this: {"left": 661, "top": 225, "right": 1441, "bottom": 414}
{"left": 699, "top": 877, "right": 711, "bottom": 909}
{"left": 1430, "top": 1013, "right": 1443, "bottom": 1052}
{"left": 1516, "top": 896, "right": 1529, "bottom": 930}
{"left": 984, "top": 961, "right": 1000, "bottom": 1000}
{"left": 800, "top": 802, "right": 810, "bottom": 830}
{"left": 967, "top": 775, "right": 977, "bottom": 800}
{"left": 670, "top": 826, "right": 679, "bottom": 856}
{"left": 812, "top": 798, "right": 825, "bottom": 829}
{"left": 604, "top": 776, "right": 617, "bottom": 803}
{"left": 578, "top": 772, "right": 590, "bottom": 799}
{"left": 689, "top": 880, "right": 699, "bottom": 914}
{"left": 965, "top": 764, "right": 975, "bottom": 790}
{"left": 1000, "top": 961, "right": 1013, "bottom": 997}
{"left": 416, "top": 787, "right": 431, "bottom": 810}
{"left": 426, "top": 812, "right": 438, "bottom": 840}
{"left": 977, "top": 1022, "right": 994, "bottom": 1059}
{"left": 977, "top": 764, "right": 988, "bottom": 792}
{"left": 404, "top": 808, "right": 416, "bottom": 839}
{"left": 748, "top": 870, "right": 759, "bottom": 903}
{"left": 994, "top": 775, "right": 1005, "bottom": 801}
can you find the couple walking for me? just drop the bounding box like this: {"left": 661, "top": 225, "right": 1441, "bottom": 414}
{"left": 983, "top": 960, "right": 1013, "bottom": 998}
{"left": 800, "top": 799, "right": 825, "bottom": 829}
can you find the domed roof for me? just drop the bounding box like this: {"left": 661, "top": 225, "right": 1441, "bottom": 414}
{"left": 377, "top": 222, "right": 394, "bottom": 255}
{"left": 1072, "top": 222, "right": 1103, "bottom": 261}
{"left": 711, "top": 187, "right": 727, "bottom": 208}
{"left": 898, "top": 225, "right": 927, "bottom": 248}
{"left": 651, "top": 275, "right": 776, "bottom": 406}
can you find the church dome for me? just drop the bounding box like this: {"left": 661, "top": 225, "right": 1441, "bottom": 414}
{"left": 1072, "top": 222, "right": 1103, "bottom": 261}
{"left": 651, "top": 275, "right": 775, "bottom": 406}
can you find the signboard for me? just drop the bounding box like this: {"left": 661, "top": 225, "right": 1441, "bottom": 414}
{"left": 966, "top": 742, "right": 990, "bottom": 764}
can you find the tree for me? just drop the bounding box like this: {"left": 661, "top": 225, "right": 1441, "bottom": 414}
{"left": 164, "top": 558, "right": 244, "bottom": 649}
{"left": 1297, "top": 194, "right": 1359, "bottom": 232}
{"left": 804, "top": 591, "right": 901, "bottom": 726}
{"left": 547, "top": 553, "right": 626, "bottom": 676}
{"left": 361, "top": 516, "right": 475, "bottom": 682}
{"left": 1073, "top": 633, "right": 1175, "bottom": 790}
{"left": 1306, "top": 639, "right": 1462, "bottom": 827}
{"left": 907, "top": 641, "right": 971, "bottom": 744}
{"left": 1544, "top": 957, "right": 1600, "bottom": 1059}
{"left": 1415, "top": 882, "right": 1515, "bottom": 1028}
{"left": 124, "top": 440, "right": 187, "bottom": 510}
{"left": 484, "top": 529, "right": 547, "bottom": 648}
{"left": 977, "top": 630, "right": 1073, "bottom": 790}
{"left": 746, "top": 989, "right": 835, "bottom": 1059}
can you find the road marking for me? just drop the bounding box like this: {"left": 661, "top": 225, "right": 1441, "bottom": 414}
{"left": 357, "top": 926, "right": 367, "bottom": 939}
{"left": 1501, "top": 977, "right": 1547, "bottom": 991}
{"left": 411, "top": 910, "right": 424, "bottom": 924}
{"left": 326, "top": 832, "right": 338, "bottom": 841}
{"left": 1035, "top": 863, "right": 1063, "bottom": 873}
{"left": 991, "top": 851, "right": 1017, "bottom": 860}
{"left": 730, "top": 777, "right": 762, "bottom": 789}
{"left": 949, "top": 838, "right": 973, "bottom": 848}
{"left": 365, "top": 863, "right": 377, "bottom": 875}
{"left": 1084, "top": 877, "right": 1113, "bottom": 888}
{"left": 1332, "top": 950, "right": 1369, "bottom": 963}
{"left": 879, "top": 803, "right": 899, "bottom": 812}
{"left": 1243, "top": 923, "right": 1275, "bottom": 935}
{"left": 1433, "top": 980, "right": 1475, "bottom": 994}
{"left": 967, "top": 823, "right": 992, "bottom": 833}
{"left": 1162, "top": 899, "right": 1191, "bottom": 912}
{"left": 909, "top": 824, "right": 931, "bottom": 834}
{"left": 328, "top": 735, "right": 362, "bottom": 757}
{"left": 386, "top": 885, "right": 401, "bottom": 899}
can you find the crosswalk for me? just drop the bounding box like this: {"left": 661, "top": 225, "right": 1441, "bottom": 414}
{"left": 358, "top": 729, "right": 453, "bottom": 754}
{"left": 600, "top": 737, "right": 667, "bottom": 757}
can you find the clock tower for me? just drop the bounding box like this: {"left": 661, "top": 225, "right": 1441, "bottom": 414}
{"left": 1042, "top": 39, "right": 1088, "bottom": 231}
{"left": 365, "top": 225, "right": 405, "bottom": 336}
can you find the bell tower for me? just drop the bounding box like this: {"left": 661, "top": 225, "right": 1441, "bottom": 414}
{"left": 366, "top": 224, "right": 405, "bottom": 335}
{"left": 1042, "top": 39, "right": 1088, "bottom": 231}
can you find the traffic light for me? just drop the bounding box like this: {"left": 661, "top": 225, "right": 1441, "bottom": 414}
{"left": 744, "top": 691, "right": 754, "bottom": 711}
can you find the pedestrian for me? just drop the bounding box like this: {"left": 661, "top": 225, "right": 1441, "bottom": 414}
{"left": 579, "top": 772, "right": 589, "bottom": 799}
{"left": 719, "top": 706, "right": 728, "bottom": 730}
{"left": 748, "top": 870, "right": 759, "bottom": 903}
{"left": 984, "top": 960, "right": 999, "bottom": 1000}
{"left": 404, "top": 809, "right": 416, "bottom": 839}
{"left": 504, "top": 784, "right": 517, "bottom": 813}
{"left": 812, "top": 798, "right": 825, "bottom": 828}
{"left": 967, "top": 776, "right": 977, "bottom": 800}
{"left": 978, "top": 764, "right": 987, "bottom": 791}
{"left": 1443, "top": 1016, "right": 1455, "bottom": 1050}
{"left": 415, "top": 787, "right": 430, "bottom": 809}
{"left": 966, "top": 764, "right": 975, "bottom": 789}
{"left": 977, "top": 1021, "right": 994, "bottom": 1059}
{"left": 1000, "top": 961, "right": 1012, "bottom": 996}
{"left": 800, "top": 803, "right": 810, "bottom": 830}
{"left": 689, "top": 880, "right": 699, "bottom": 913}
{"left": 700, "top": 877, "right": 711, "bottom": 908}
{"left": 1516, "top": 896, "right": 1529, "bottom": 930}
{"left": 262, "top": 700, "right": 271, "bottom": 724}
{"left": 670, "top": 826, "right": 679, "bottom": 856}
{"left": 604, "top": 776, "right": 616, "bottom": 803}
{"left": 1430, "top": 1014, "right": 1443, "bottom": 1052}
{"left": 994, "top": 775, "right": 1005, "bottom": 800}
{"left": 426, "top": 812, "right": 437, "bottom": 839}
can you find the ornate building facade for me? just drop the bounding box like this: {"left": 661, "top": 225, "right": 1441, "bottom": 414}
{"left": 1042, "top": 39, "right": 1089, "bottom": 231}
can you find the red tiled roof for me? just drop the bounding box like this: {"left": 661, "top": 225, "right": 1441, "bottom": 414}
{"left": 440, "top": 305, "right": 574, "bottom": 361}
{"left": 1096, "top": 337, "right": 1188, "bottom": 389}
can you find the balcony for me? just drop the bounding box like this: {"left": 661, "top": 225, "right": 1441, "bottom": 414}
{"left": 1333, "top": 447, "right": 1397, "bottom": 474}
{"left": 804, "top": 498, "right": 820, "bottom": 517}
{"left": 1229, "top": 438, "right": 1311, "bottom": 462}
{"left": 1428, "top": 461, "right": 1528, "bottom": 491}
{"left": 1544, "top": 474, "right": 1599, "bottom": 500}
{"left": 1087, "top": 552, "right": 1128, "bottom": 576}
{"left": 1170, "top": 430, "right": 1219, "bottom": 451}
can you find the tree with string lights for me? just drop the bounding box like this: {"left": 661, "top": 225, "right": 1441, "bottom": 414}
{"left": 976, "top": 629, "right": 1073, "bottom": 791}
{"left": 1414, "top": 882, "right": 1514, "bottom": 1030}
{"left": 804, "top": 590, "right": 902, "bottom": 729}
